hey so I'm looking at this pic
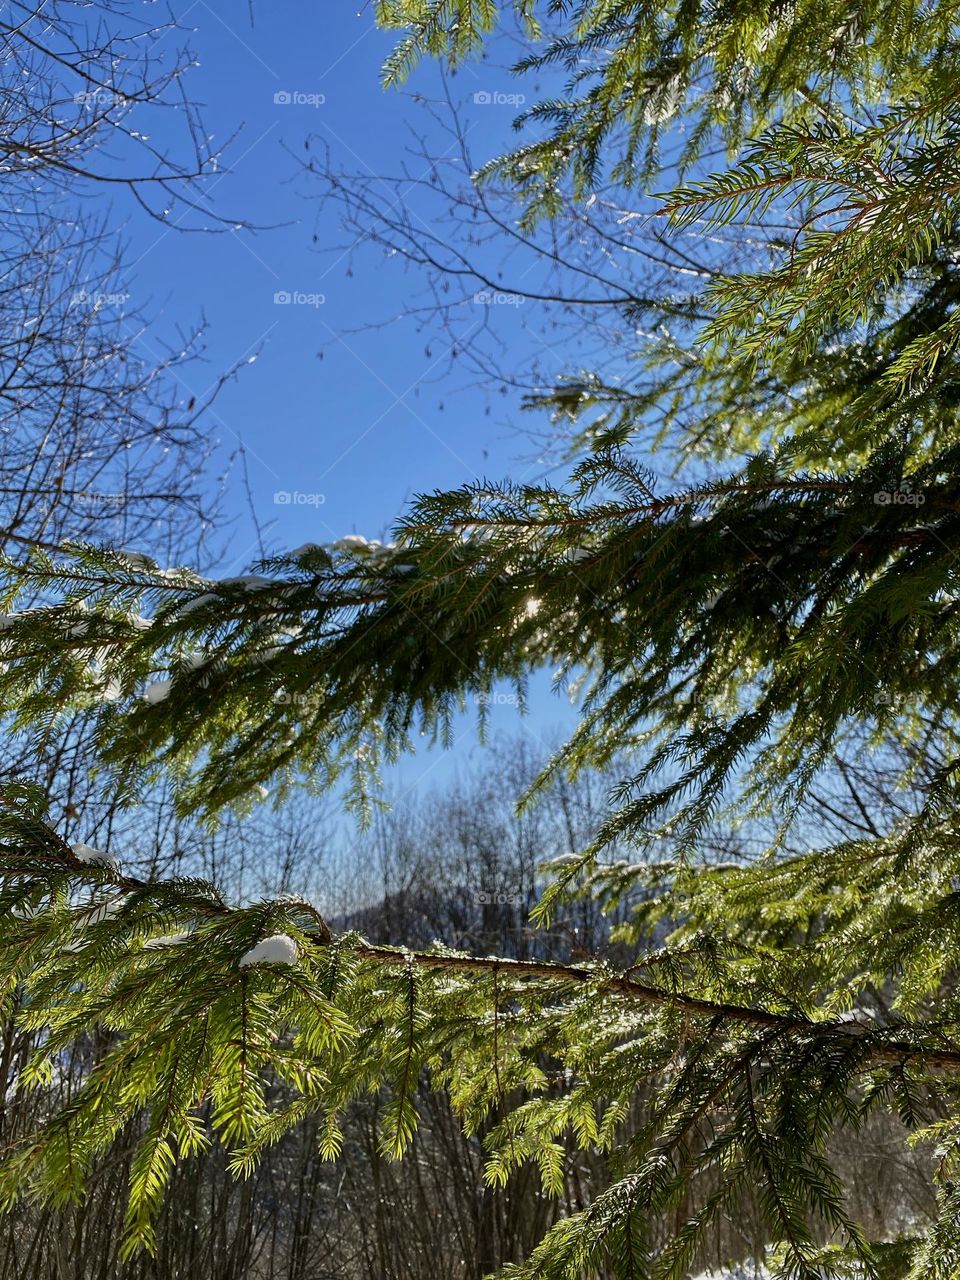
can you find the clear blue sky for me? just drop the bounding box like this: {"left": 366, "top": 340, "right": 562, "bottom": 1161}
{"left": 121, "top": 5, "right": 552, "bottom": 560}
{"left": 111, "top": 3, "right": 580, "bottom": 791}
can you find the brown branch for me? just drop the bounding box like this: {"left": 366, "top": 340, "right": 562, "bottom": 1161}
{"left": 4, "top": 838, "right": 960, "bottom": 1074}
{"left": 350, "top": 942, "right": 960, "bottom": 1072}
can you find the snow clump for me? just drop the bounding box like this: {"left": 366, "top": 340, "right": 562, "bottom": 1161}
{"left": 144, "top": 679, "right": 171, "bottom": 704}
{"left": 71, "top": 843, "right": 118, "bottom": 874}
{"left": 238, "top": 934, "right": 298, "bottom": 968}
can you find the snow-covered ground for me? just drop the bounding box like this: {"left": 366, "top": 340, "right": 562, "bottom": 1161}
{"left": 690, "top": 1266, "right": 769, "bottom": 1280}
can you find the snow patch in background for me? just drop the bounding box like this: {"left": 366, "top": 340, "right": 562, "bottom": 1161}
{"left": 144, "top": 932, "right": 193, "bottom": 949}
{"left": 690, "top": 1266, "right": 770, "bottom": 1280}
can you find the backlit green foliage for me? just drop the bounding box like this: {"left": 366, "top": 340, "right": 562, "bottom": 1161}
{"left": 2, "top": 1, "right": 960, "bottom": 1276}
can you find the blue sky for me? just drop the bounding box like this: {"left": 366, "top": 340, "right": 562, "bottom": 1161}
{"left": 118, "top": 5, "right": 552, "bottom": 558}
{"left": 106, "top": 3, "right": 581, "bottom": 791}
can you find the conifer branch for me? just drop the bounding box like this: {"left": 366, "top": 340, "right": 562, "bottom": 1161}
{"left": 6, "top": 818, "right": 960, "bottom": 1074}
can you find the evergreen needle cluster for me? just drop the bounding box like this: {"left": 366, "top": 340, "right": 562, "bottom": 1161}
{"left": 3, "top": 1, "right": 960, "bottom": 1276}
